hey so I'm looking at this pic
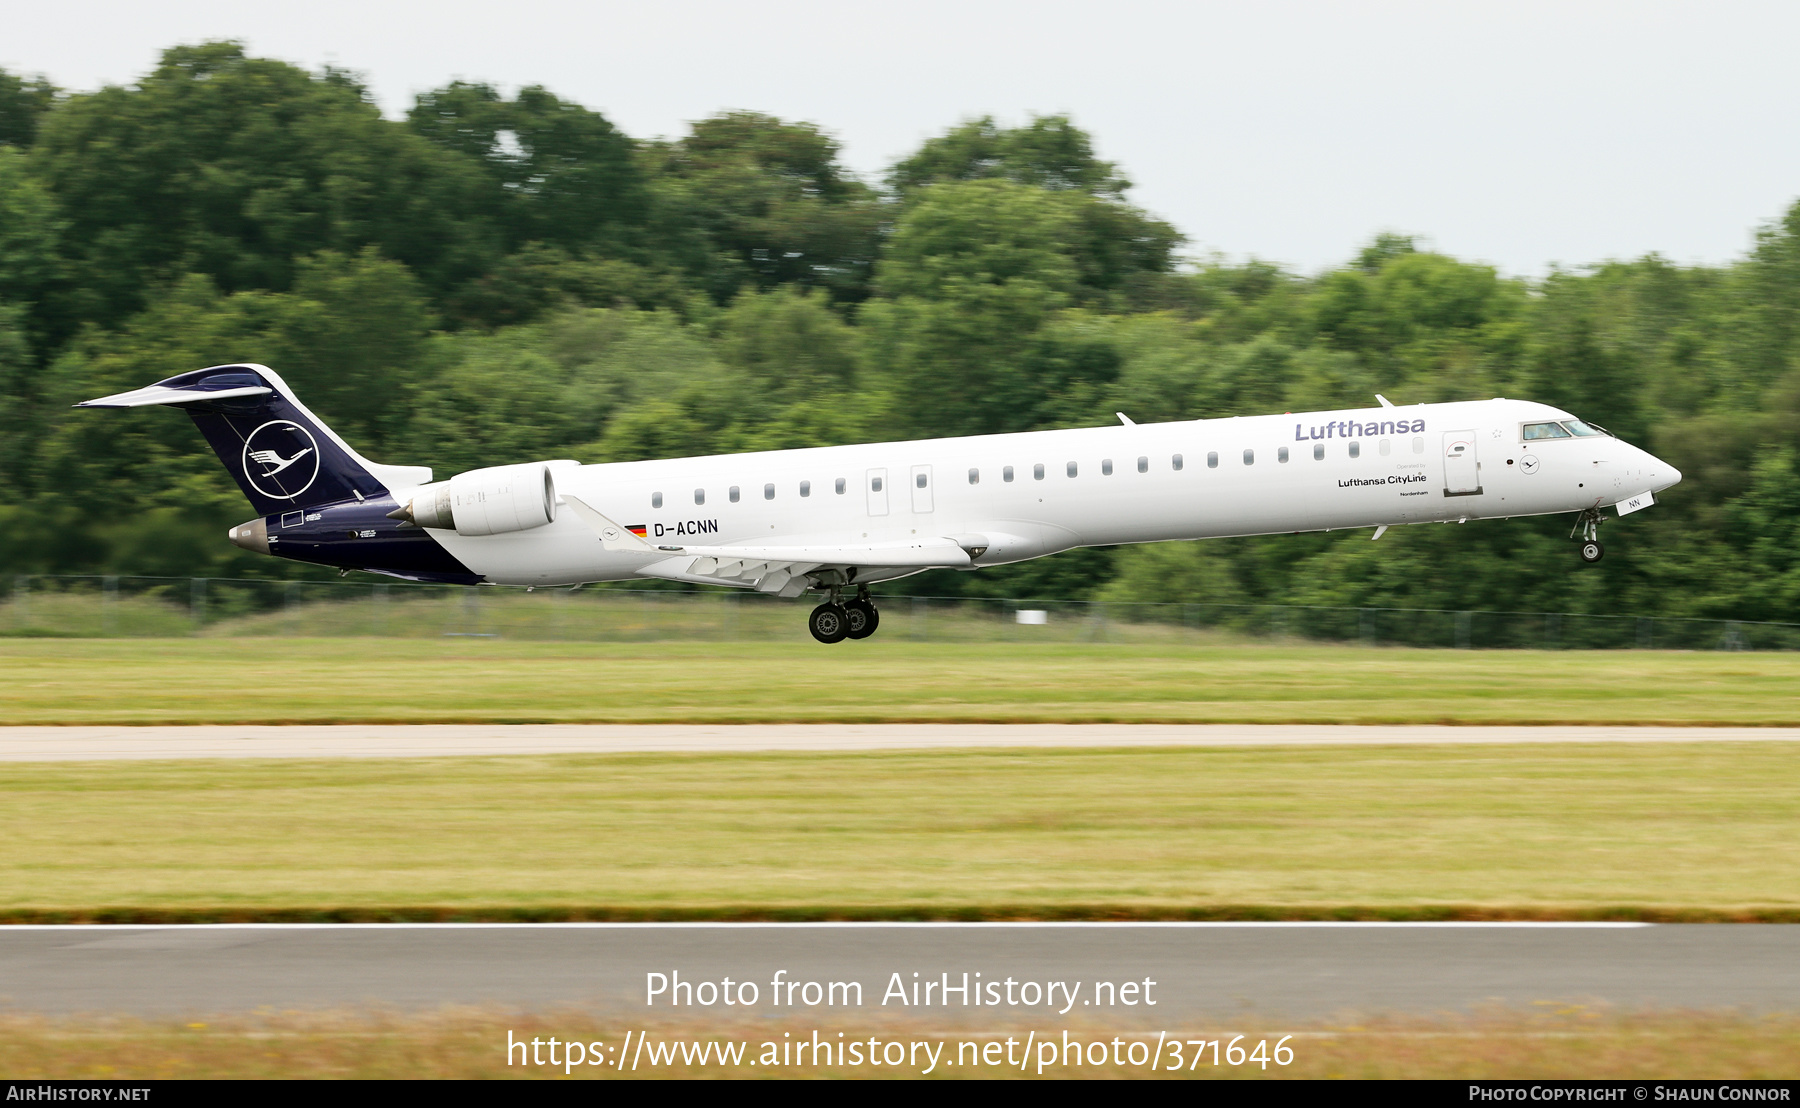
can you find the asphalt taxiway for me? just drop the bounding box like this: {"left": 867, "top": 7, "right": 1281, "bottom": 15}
{"left": 2, "top": 923, "right": 1796, "bottom": 1019}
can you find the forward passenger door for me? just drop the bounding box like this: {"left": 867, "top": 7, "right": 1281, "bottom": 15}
{"left": 1442, "top": 431, "right": 1481, "bottom": 496}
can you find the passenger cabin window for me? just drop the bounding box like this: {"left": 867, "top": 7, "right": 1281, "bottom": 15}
{"left": 800, "top": 480, "right": 811, "bottom": 497}
{"left": 694, "top": 488, "right": 705, "bottom": 505}
{"left": 1243, "top": 448, "right": 1255, "bottom": 465}
{"left": 764, "top": 483, "right": 775, "bottom": 500}
{"left": 1173, "top": 454, "right": 1184, "bottom": 471}
{"left": 916, "top": 472, "right": 928, "bottom": 488}
{"left": 729, "top": 486, "right": 740, "bottom": 503}
{"left": 1206, "top": 452, "right": 1218, "bottom": 469}
{"left": 1137, "top": 456, "right": 1148, "bottom": 473}
{"left": 1349, "top": 442, "right": 1360, "bottom": 459}
{"left": 1003, "top": 465, "right": 1015, "bottom": 482}
{"left": 1522, "top": 421, "right": 1573, "bottom": 440}
{"left": 652, "top": 492, "right": 663, "bottom": 508}
{"left": 1102, "top": 458, "right": 1113, "bottom": 476}
{"left": 968, "top": 468, "right": 979, "bottom": 485}
{"left": 1066, "top": 461, "right": 1078, "bottom": 478}
{"left": 1379, "top": 439, "right": 1391, "bottom": 456}
{"left": 1278, "top": 447, "right": 1289, "bottom": 463}
{"left": 1034, "top": 463, "right": 1045, "bottom": 480}
{"left": 1314, "top": 443, "right": 1325, "bottom": 461}
{"left": 835, "top": 477, "right": 846, "bottom": 494}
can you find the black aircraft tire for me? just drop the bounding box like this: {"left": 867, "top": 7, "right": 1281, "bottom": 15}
{"left": 1579, "top": 540, "right": 1604, "bottom": 564}
{"left": 845, "top": 599, "right": 879, "bottom": 639}
{"left": 809, "top": 602, "right": 851, "bottom": 644}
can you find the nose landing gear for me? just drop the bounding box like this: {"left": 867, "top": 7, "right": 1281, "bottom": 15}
{"left": 809, "top": 586, "right": 881, "bottom": 643}
{"left": 1571, "top": 507, "right": 1604, "bottom": 564}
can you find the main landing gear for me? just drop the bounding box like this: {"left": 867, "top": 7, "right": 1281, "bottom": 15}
{"left": 809, "top": 587, "right": 881, "bottom": 644}
{"left": 1571, "top": 507, "right": 1604, "bottom": 564}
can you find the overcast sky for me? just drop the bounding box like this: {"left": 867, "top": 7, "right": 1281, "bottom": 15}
{"left": 8, "top": 0, "right": 1798, "bottom": 277}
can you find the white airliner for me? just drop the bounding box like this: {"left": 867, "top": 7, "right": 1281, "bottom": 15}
{"left": 81, "top": 364, "right": 1680, "bottom": 642}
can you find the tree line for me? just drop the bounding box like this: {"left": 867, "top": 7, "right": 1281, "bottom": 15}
{"left": 2, "top": 43, "right": 1798, "bottom": 623}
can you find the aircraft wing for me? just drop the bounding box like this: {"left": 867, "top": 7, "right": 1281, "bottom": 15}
{"left": 561, "top": 494, "right": 971, "bottom": 596}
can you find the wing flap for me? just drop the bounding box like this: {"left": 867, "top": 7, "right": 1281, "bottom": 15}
{"left": 561, "top": 493, "right": 972, "bottom": 595}
{"left": 659, "top": 541, "right": 971, "bottom": 567}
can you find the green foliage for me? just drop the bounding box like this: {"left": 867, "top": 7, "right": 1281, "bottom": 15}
{"left": 1727, "top": 449, "right": 1800, "bottom": 613}
{"left": 406, "top": 81, "right": 650, "bottom": 259}
{"left": 260, "top": 248, "right": 437, "bottom": 450}
{"left": 403, "top": 308, "right": 727, "bottom": 473}
{"left": 440, "top": 245, "right": 692, "bottom": 329}
{"left": 1098, "top": 541, "right": 1246, "bottom": 607}
{"left": 714, "top": 286, "right": 860, "bottom": 399}
{"left": 0, "top": 303, "right": 34, "bottom": 487}
{"left": 32, "top": 43, "right": 498, "bottom": 330}
{"left": 888, "top": 114, "right": 1131, "bottom": 198}
{"left": 644, "top": 111, "right": 883, "bottom": 303}
{"left": 878, "top": 178, "right": 1081, "bottom": 298}
{"left": 0, "top": 146, "right": 63, "bottom": 340}
{"left": 888, "top": 115, "right": 1180, "bottom": 307}
{"left": 865, "top": 181, "right": 1127, "bottom": 436}
{"left": 0, "top": 68, "right": 56, "bottom": 149}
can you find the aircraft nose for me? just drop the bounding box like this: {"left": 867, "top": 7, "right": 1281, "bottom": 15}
{"left": 1642, "top": 448, "right": 1681, "bottom": 492}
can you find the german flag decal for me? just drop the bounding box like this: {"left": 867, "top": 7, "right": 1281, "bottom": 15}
{"left": 626, "top": 524, "right": 648, "bottom": 538}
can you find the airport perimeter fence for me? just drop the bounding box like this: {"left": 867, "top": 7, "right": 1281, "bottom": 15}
{"left": 4, "top": 573, "right": 1798, "bottom": 651}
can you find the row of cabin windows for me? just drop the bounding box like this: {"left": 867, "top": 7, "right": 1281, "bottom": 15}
{"left": 1201, "top": 437, "right": 1426, "bottom": 467}
{"left": 652, "top": 479, "right": 839, "bottom": 508}
{"left": 646, "top": 437, "right": 1431, "bottom": 506}
{"left": 968, "top": 456, "right": 1180, "bottom": 484}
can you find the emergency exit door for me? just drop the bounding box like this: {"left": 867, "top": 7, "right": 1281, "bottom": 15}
{"left": 1442, "top": 431, "right": 1482, "bottom": 496}
{"left": 866, "top": 468, "right": 889, "bottom": 515}
{"left": 910, "top": 464, "right": 933, "bottom": 513}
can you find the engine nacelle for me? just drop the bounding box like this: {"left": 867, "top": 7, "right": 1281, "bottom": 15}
{"left": 389, "top": 463, "right": 557, "bottom": 536}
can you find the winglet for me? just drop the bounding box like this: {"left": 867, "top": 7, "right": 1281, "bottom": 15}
{"left": 1375, "top": 394, "right": 1395, "bottom": 408}
{"left": 1116, "top": 412, "right": 1136, "bottom": 425}
{"left": 561, "top": 494, "right": 659, "bottom": 553}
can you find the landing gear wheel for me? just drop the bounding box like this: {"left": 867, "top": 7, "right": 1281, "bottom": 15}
{"left": 809, "top": 602, "right": 850, "bottom": 644}
{"left": 1579, "top": 540, "right": 1604, "bottom": 564}
{"left": 844, "top": 598, "right": 879, "bottom": 639}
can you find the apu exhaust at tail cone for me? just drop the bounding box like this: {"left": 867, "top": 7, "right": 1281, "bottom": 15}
{"left": 228, "top": 518, "right": 269, "bottom": 555}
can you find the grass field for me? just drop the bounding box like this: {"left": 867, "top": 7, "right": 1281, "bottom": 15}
{"left": 4, "top": 744, "right": 1797, "bottom": 920}
{"left": 3, "top": 638, "right": 1798, "bottom": 725}
{"left": 3, "top": 1009, "right": 1795, "bottom": 1079}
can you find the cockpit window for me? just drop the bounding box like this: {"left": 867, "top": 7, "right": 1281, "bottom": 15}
{"left": 1562, "top": 419, "right": 1609, "bottom": 437}
{"left": 1522, "top": 421, "right": 1573, "bottom": 440}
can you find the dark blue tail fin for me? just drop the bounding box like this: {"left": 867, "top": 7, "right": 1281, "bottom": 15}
{"left": 78, "top": 363, "right": 432, "bottom": 515}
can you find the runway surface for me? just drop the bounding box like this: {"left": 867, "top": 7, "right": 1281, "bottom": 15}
{"left": 2, "top": 724, "right": 1796, "bottom": 761}
{"left": 1, "top": 923, "right": 1796, "bottom": 1019}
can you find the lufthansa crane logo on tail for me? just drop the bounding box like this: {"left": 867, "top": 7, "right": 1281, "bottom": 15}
{"left": 241, "top": 420, "right": 321, "bottom": 500}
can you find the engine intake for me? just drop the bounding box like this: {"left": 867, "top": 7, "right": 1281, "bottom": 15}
{"left": 388, "top": 463, "right": 558, "bottom": 536}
